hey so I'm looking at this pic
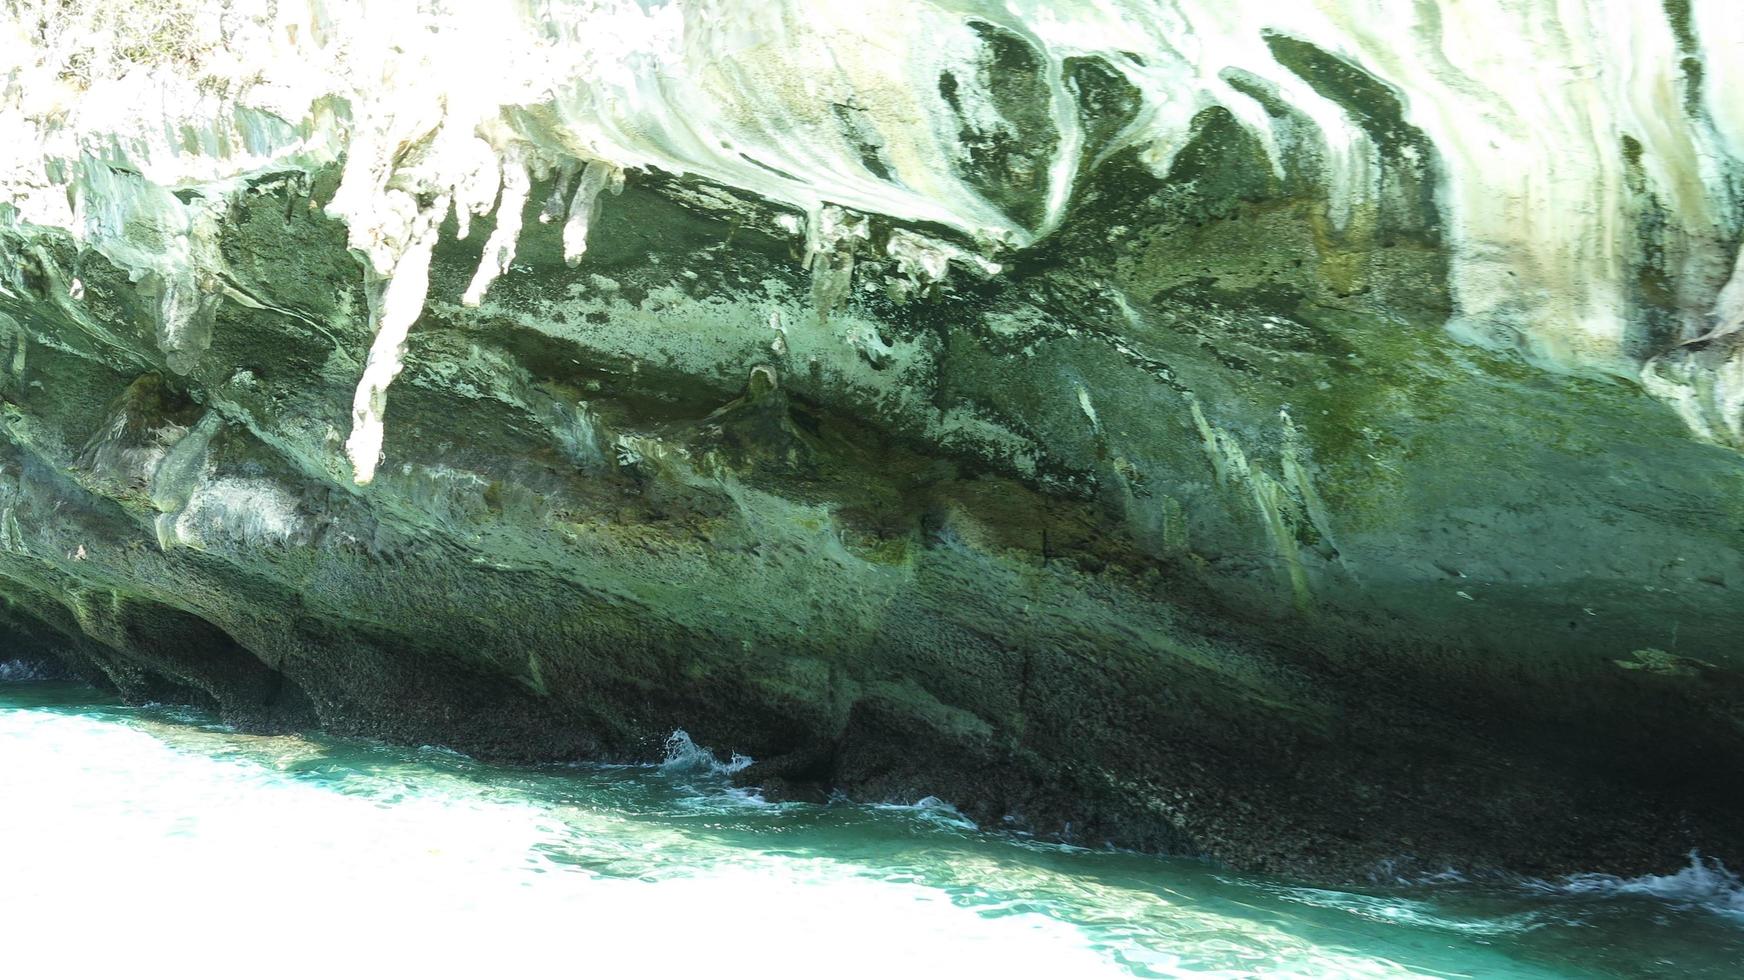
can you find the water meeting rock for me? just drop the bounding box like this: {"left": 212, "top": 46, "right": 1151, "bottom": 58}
{"left": 2, "top": 0, "right": 1743, "bottom": 880}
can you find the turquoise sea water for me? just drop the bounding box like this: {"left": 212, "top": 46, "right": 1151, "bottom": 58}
{"left": 2, "top": 673, "right": 1739, "bottom": 978}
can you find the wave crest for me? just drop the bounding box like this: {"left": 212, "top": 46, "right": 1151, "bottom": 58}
{"left": 659, "top": 730, "right": 752, "bottom": 776}
{"left": 1544, "top": 852, "right": 1744, "bottom": 920}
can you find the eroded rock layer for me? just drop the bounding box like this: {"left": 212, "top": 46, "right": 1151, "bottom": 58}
{"left": 2, "top": 1, "right": 1743, "bottom": 879}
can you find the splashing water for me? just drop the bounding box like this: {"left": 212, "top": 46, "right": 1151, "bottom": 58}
{"left": 0, "top": 659, "right": 45, "bottom": 681}
{"left": 1, "top": 679, "right": 1739, "bottom": 979}
{"left": 1549, "top": 853, "right": 1744, "bottom": 920}
{"left": 660, "top": 728, "right": 754, "bottom": 775}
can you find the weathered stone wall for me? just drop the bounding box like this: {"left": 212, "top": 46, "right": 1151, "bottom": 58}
{"left": 3, "top": 81, "right": 1742, "bottom": 881}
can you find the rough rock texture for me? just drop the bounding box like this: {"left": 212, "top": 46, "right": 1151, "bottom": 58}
{"left": 3, "top": 1, "right": 1744, "bottom": 882}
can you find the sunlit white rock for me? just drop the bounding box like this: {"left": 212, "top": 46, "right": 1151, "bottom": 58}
{"left": 4, "top": 0, "right": 1744, "bottom": 460}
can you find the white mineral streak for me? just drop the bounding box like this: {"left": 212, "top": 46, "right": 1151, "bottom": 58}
{"left": 887, "top": 228, "right": 1002, "bottom": 295}
{"left": 3, "top": 0, "right": 1744, "bottom": 455}
{"left": 804, "top": 205, "right": 871, "bottom": 317}
{"left": 562, "top": 162, "right": 621, "bottom": 267}
{"left": 1687, "top": 0, "right": 1744, "bottom": 341}
{"left": 461, "top": 157, "right": 531, "bottom": 307}
{"left": 345, "top": 200, "right": 445, "bottom": 484}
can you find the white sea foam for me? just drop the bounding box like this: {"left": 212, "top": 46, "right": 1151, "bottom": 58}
{"left": 1540, "top": 851, "right": 1744, "bottom": 921}
{"left": 658, "top": 728, "right": 752, "bottom": 775}
{"left": 1271, "top": 884, "right": 1552, "bottom": 937}
{"left": 0, "top": 708, "right": 1138, "bottom": 979}
{"left": 872, "top": 794, "right": 980, "bottom": 832}
{"left": 8, "top": 696, "right": 1694, "bottom": 978}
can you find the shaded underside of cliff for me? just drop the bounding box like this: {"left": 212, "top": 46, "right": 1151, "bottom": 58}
{"left": 4, "top": 38, "right": 1744, "bottom": 882}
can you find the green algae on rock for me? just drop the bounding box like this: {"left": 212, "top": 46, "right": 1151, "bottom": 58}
{"left": 3, "top": 0, "right": 1744, "bottom": 881}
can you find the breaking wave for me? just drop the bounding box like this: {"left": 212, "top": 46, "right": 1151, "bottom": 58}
{"left": 870, "top": 795, "right": 980, "bottom": 832}
{"left": 659, "top": 729, "right": 752, "bottom": 776}
{"left": 1539, "top": 852, "right": 1744, "bottom": 921}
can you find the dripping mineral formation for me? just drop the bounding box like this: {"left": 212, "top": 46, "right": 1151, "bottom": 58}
{"left": 3, "top": 0, "right": 1744, "bottom": 880}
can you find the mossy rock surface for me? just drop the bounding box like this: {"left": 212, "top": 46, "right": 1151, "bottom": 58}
{"left": 1, "top": 106, "right": 1741, "bottom": 884}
